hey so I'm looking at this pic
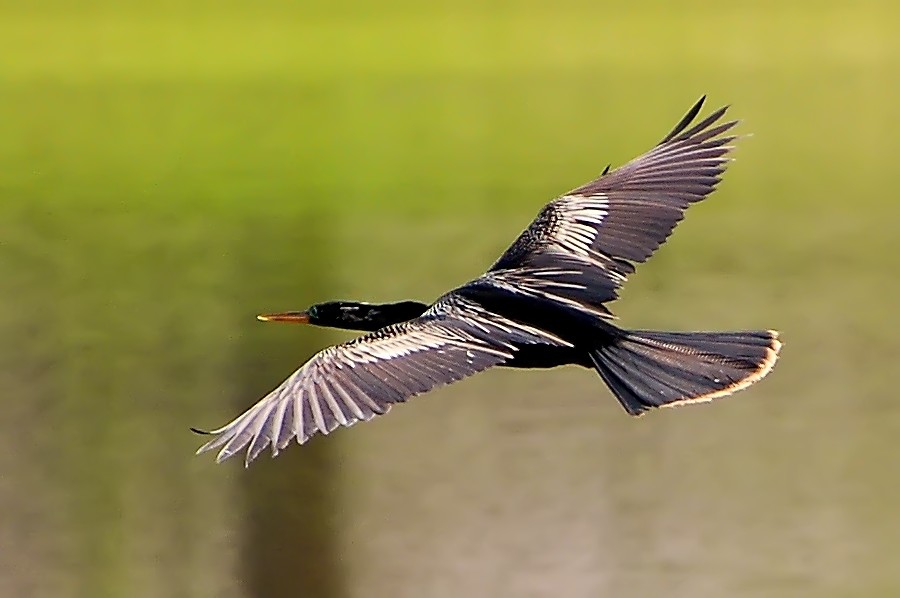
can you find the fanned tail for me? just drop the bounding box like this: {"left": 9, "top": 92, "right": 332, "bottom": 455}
{"left": 589, "top": 328, "right": 781, "bottom": 416}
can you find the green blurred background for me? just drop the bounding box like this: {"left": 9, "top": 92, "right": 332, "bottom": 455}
{"left": 2, "top": 1, "right": 899, "bottom": 597}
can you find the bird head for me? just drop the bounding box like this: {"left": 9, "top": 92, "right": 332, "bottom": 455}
{"left": 257, "top": 300, "right": 427, "bottom": 332}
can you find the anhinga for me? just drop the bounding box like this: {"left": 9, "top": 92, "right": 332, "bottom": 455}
{"left": 194, "top": 97, "right": 782, "bottom": 466}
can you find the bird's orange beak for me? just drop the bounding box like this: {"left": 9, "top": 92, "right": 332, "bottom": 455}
{"left": 256, "top": 311, "right": 310, "bottom": 324}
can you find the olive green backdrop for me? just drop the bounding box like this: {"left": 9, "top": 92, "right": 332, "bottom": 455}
{"left": 2, "top": 1, "right": 898, "bottom": 597}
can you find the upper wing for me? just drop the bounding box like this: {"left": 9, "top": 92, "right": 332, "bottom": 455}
{"left": 194, "top": 294, "right": 569, "bottom": 466}
{"left": 473, "top": 251, "right": 619, "bottom": 320}
{"left": 490, "top": 97, "right": 738, "bottom": 303}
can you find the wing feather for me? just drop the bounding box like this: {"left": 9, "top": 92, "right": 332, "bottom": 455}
{"left": 195, "top": 294, "right": 568, "bottom": 465}
{"left": 491, "top": 97, "right": 738, "bottom": 305}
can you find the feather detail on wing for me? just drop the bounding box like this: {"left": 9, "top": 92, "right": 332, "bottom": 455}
{"left": 194, "top": 294, "right": 568, "bottom": 466}
{"left": 491, "top": 97, "right": 738, "bottom": 301}
{"left": 477, "top": 251, "right": 618, "bottom": 318}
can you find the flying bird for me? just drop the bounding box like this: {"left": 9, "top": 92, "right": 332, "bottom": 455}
{"left": 194, "top": 97, "right": 781, "bottom": 466}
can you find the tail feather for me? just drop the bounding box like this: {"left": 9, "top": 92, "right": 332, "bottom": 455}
{"left": 589, "top": 328, "right": 781, "bottom": 416}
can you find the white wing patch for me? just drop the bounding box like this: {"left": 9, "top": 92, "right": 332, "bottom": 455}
{"left": 425, "top": 295, "right": 571, "bottom": 348}
{"left": 541, "top": 195, "right": 628, "bottom": 288}
{"left": 549, "top": 195, "right": 609, "bottom": 257}
{"left": 482, "top": 265, "right": 613, "bottom": 319}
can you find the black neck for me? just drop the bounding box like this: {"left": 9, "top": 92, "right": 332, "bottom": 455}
{"left": 316, "top": 301, "right": 429, "bottom": 331}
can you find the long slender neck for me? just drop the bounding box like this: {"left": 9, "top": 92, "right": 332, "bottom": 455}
{"left": 331, "top": 301, "right": 429, "bottom": 331}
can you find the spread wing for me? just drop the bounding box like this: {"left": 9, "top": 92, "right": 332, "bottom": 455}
{"left": 472, "top": 251, "right": 620, "bottom": 320}
{"left": 490, "top": 97, "right": 738, "bottom": 305}
{"left": 194, "top": 294, "right": 569, "bottom": 466}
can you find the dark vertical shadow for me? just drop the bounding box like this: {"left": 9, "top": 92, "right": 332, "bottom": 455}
{"left": 0, "top": 206, "right": 66, "bottom": 597}
{"left": 232, "top": 207, "right": 345, "bottom": 598}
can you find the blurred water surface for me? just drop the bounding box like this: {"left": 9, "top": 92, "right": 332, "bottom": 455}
{"left": 2, "top": 2, "right": 899, "bottom": 597}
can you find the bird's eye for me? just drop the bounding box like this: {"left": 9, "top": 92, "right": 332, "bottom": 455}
{"left": 308, "top": 306, "right": 318, "bottom": 318}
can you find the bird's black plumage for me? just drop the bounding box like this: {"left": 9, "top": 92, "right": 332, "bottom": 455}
{"left": 194, "top": 97, "right": 782, "bottom": 466}
{"left": 490, "top": 100, "right": 736, "bottom": 301}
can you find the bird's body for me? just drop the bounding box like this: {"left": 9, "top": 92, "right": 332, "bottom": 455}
{"left": 194, "top": 97, "right": 782, "bottom": 466}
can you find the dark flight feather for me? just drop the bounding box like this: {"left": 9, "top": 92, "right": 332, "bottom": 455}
{"left": 195, "top": 294, "right": 568, "bottom": 465}
{"left": 491, "top": 96, "right": 738, "bottom": 302}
